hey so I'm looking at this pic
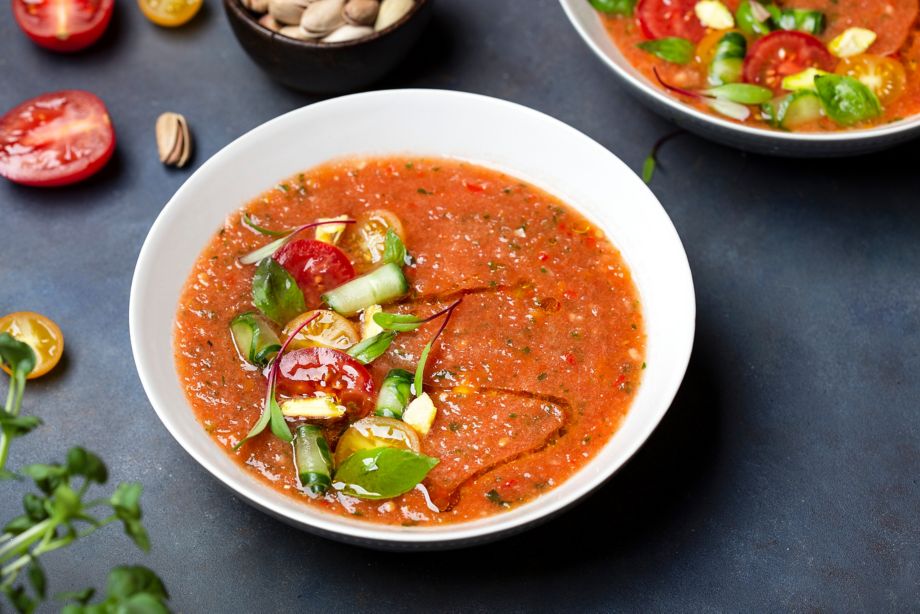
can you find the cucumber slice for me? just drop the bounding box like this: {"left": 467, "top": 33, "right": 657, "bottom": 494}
{"left": 322, "top": 263, "right": 409, "bottom": 316}
{"left": 230, "top": 312, "right": 281, "bottom": 367}
{"left": 708, "top": 32, "right": 747, "bottom": 87}
{"left": 762, "top": 91, "right": 824, "bottom": 129}
{"left": 375, "top": 369, "right": 414, "bottom": 419}
{"left": 293, "top": 424, "right": 333, "bottom": 495}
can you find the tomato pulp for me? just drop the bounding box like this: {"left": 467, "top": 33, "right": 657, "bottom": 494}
{"left": 12, "top": 0, "right": 114, "bottom": 52}
{"left": 276, "top": 347, "right": 375, "bottom": 413}
{"left": 636, "top": 0, "right": 706, "bottom": 43}
{"left": 0, "top": 90, "right": 115, "bottom": 187}
{"left": 744, "top": 32, "right": 836, "bottom": 93}
{"left": 273, "top": 239, "right": 356, "bottom": 307}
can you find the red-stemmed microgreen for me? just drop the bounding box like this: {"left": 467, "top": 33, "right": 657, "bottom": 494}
{"left": 373, "top": 298, "right": 464, "bottom": 332}
{"left": 652, "top": 68, "right": 772, "bottom": 121}
{"left": 413, "top": 299, "right": 463, "bottom": 396}
{"left": 234, "top": 312, "right": 320, "bottom": 450}
{"left": 642, "top": 130, "right": 686, "bottom": 185}
{"left": 238, "top": 219, "right": 356, "bottom": 265}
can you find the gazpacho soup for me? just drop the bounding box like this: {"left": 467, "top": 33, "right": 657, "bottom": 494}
{"left": 590, "top": 0, "right": 920, "bottom": 131}
{"left": 174, "top": 157, "right": 645, "bottom": 526}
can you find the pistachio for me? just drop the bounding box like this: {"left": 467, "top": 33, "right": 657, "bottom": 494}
{"left": 300, "top": 0, "right": 345, "bottom": 34}
{"left": 343, "top": 0, "right": 378, "bottom": 26}
{"left": 155, "top": 112, "right": 192, "bottom": 168}
{"left": 279, "top": 24, "right": 323, "bottom": 39}
{"left": 241, "top": 0, "right": 269, "bottom": 13}
{"left": 322, "top": 23, "right": 373, "bottom": 42}
{"left": 269, "top": 0, "right": 310, "bottom": 25}
{"left": 374, "top": 0, "right": 412, "bottom": 31}
{"left": 258, "top": 13, "right": 281, "bottom": 30}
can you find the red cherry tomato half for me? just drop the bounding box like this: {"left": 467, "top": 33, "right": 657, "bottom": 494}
{"left": 276, "top": 347, "right": 375, "bottom": 415}
{"left": 273, "top": 239, "right": 356, "bottom": 307}
{"left": 636, "top": 0, "right": 705, "bottom": 43}
{"left": 13, "top": 0, "right": 114, "bottom": 52}
{"left": 0, "top": 90, "right": 116, "bottom": 187}
{"left": 743, "top": 31, "right": 836, "bottom": 93}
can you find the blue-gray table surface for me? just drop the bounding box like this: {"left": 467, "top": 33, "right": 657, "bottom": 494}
{"left": 2, "top": 0, "right": 919, "bottom": 611}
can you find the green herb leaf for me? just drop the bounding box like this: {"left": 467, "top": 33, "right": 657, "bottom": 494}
{"left": 105, "top": 566, "right": 169, "bottom": 602}
{"left": 414, "top": 341, "right": 432, "bottom": 396}
{"left": 637, "top": 37, "right": 694, "bottom": 65}
{"left": 0, "top": 411, "right": 42, "bottom": 437}
{"left": 814, "top": 74, "right": 882, "bottom": 126}
{"left": 110, "top": 482, "right": 150, "bottom": 552}
{"left": 372, "top": 312, "right": 425, "bottom": 332}
{"left": 382, "top": 228, "right": 407, "bottom": 266}
{"left": 56, "top": 587, "right": 96, "bottom": 606}
{"left": 0, "top": 332, "right": 36, "bottom": 378}
{"left": 251, "top": 258, "right": 306, "bottom": 325}
{"left": 704, "top": 83, "right": 773, "bottom": 105}
{"left": 333, "top": 447, "right": 439, "bottom": 500}
{"left": 642, "top": 154, "right": 656, "bottom": 184}
{"left": 66, "top": 447, "right": 108, "bottom": 484}
{"left": 588, "top": 0, "right": 636, "bottom": 15}
{"left": 242, "top": 213, "right": 289, "bottom": 236}
{"left": 346, "top": 331, "right": 397, "bottom": 365}
{"left": 268, "top": 394, "right": 292, "bottom": 442}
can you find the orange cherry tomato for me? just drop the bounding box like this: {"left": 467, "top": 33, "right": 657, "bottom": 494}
{"left": 137, "top": 0, "right": 202, "bottom": 27}
{"left": 835, "top": 55, "right": 907, "bottom": 106}
{"left": 0, "top": 312, "right": 64, "bottom": 379}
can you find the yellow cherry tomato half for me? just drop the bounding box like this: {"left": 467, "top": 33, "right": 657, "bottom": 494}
{"left": 835, "top": 54, "right": 907, "bottom": 106}
{"left": 340, "top": 209, "right": 405, "bottom": 272}
{"left": 138, "top": 0, "right": 202, "bottom": 27}
{"left": 283, "top": 309, "right": 360, "bottom": 351}
{"left": 0, "top": 312, "right": 64, "bottom": 379}
{"left": 333, "top": 416, "right": 420, "bottom": 467}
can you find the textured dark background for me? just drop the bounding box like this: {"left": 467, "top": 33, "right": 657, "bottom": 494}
{"left": 2, "top": 0, "right": 919, "bottom": 611}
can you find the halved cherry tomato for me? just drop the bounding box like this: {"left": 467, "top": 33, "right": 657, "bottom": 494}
{"left": 276, "top": 347, "right": 374, "bottom": 414}
{"left": 835, "top": 55, "right": 907, "bottom": 106}
{"left": 340, "top": 209, "right": 406, "bottom": 272}
{"left": 333, "top": 416, "right": 420, "bottom": 466}
{"left": 0, "top": 91, "right": 115, "bottom": 187}
{"left": 283, "top": 309, "right": 360, "bottom": 351}
{"left": 0, "top": 312, "right": 64, "bottom": 379}
{"left": 12, "top": 0, "right": 114, "bottom": 52}
{"left": 137, "top": 0, "right": 202, "bottom": 27}
{"left": 636, "top": 0, "right": 705, "bottom": 43}
{"left": 273, "top": 239, "right": 356, "bottom": 307}
{"left": 743, "top": 31, "right": 836, "bottom": 93}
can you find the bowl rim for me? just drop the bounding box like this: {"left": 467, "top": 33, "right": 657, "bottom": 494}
{"left": 129, "top": 88, "right": 696, "bottom": 546}
{"left": 558, "top": 0, "right": 920, "bottom": 143}
{"left": 226, "top": 0, "right": 429, "bottom": 48}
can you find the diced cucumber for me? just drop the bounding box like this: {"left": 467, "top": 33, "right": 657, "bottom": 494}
{"left": 762, "top": 90, "right": 824, "bottom": 129}
{"left": 293, "top": 424, "right": 333, "bottom": 495}
{"left": 230, "top": 312, "right": 281, "bottom": 367}
{"left": 708, "top": 32, "right": 747, "bottom": 87}
{"left": 322, "top": 263, "right": 409, "bottom": 316}
{"left": 375, "top": 369, "right": 414, "bottom": 419}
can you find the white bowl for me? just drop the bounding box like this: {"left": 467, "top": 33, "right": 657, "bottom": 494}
{"left": 559, "top": 0, "right": 920, "bottom": 157}
{"left": 129, "top": 89, "right": 695, "bottom": 550}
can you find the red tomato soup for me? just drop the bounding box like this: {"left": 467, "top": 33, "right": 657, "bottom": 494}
{"left": 596, "top": 0, "right": 920, "bottom": 131}
{"left": 174, "top": 157, "right": 645, "bottom": 526}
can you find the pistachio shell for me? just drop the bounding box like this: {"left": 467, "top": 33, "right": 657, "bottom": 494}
{"left": 258, "top": 13, "right": 281, "bottom": 30}
{"left": 155, "top": 112, "right": 192, "bottom": 168}
{"left": 322, "top": 23, "right": 373, "bottom": 42}
{"left": 279, "top": 24, "right": 323, "bottom": 39}
{"left": 374, "top": 0, "right": 412, "bottom": 31}
{"left": 343, "top": 0, "right": 378, "bottom": 26}
{"left": 269, "top": 0, "right": 310, "bottom": 25}
{"left": 300, "top": 0, "right": 345, "bottom": 34}
{"left": 241, "top": 0, "right": 269, "bottom": 13}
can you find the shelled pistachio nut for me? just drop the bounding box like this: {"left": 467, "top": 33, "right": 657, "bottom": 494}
{"left": 241, "top": 0, "right": 269, "bottom": 13}
{"left": 155, "top": 112, "right": 191, "bottom": 168}
{"left": 269, "top": 0, "right": 310, "bottom": 25}
{"left": 374, "top": 0, "right": 412, "bottom": 31}
{"left": 322, "top": 23, "right": 373, "bottom": 42}
{"left": 258, "top": 13, "right": 281, "bottom": 30}
{"left": 301, "top": 0, "right": 345, "bottom": 34}
{"left": 279, "top": 24, "right": 323, "bottom": 39}
{"left": 343, "top": 0, "right": 379, "bottom": 26}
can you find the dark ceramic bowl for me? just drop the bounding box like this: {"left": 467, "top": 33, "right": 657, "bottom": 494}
{"left": 224, "top": 0, "right": 433, "bottom": 94}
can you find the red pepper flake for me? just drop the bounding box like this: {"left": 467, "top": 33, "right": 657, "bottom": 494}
{"left": 562, "top": 352, "right": 576, "bottom": 366}
{"left": 537, "top": 251, "right": 549, "bottom": 262}
{"left": 465, "top": 181, "right": 485, "bottom": 193}
{"left": 502, "top": 479, "right": 518, "bottom": 489}
{"left": 614, "top": 374, "right": 626, "bottom": 388}
{"left": 563, "top": 289, "right": 578, "bottom": 301}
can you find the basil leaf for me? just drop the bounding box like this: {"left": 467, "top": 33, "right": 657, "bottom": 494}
{"left": 814, "top": 75, "right": 882, "bottom": 126}
{"left": 372, "top": 312, "right": 425, "bottom": 332}
{"left": 382, "top": 228, "right": 407, "bottom": 266}
{"left": 268, "top": 394, "right": 292, "bottom": 442}
{"left": 0, "top": 332, "right": 36, "bottom": 378}
{"left": 333, "top": 447, "right": 439, "bottom": 500}
{"left": 705, "top": 83, "right": 773, "bottom": 105}
{"left": 637, "top": 37, "right": 694, "bottom": 65}
{"left": 346, "top": 331, "right": 397, "bottom": 364}
{"left": 589, "top": 0, "right": 636, "bottom": 15}
{"left": 251, "top": 258, "right": 306, "bottom": 325}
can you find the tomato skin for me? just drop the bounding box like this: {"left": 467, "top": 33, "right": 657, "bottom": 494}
{"left": 137, "top": 0, "right": 202, "bottom": 27}
{"left": 276, "top": 347, "right": 374, "bottom": 414}
{"left": 743, "top": 31, "right": 836, "bottom": 93}
{"left": 273, "top": 239, "right": 356, "bottom": 307}
{"left": 835, "top": 55, "right": 907, "bottom": 106}
{"left": 0, "top": 90, "right": 116, "bottom": 187}
{"left": 0, "top": 312, "right": 64, "bottom": 379}
{"left": 636, "top": 0, "right": 705, "bottom": 43}
{"left": 12, "top": 0, "right": 114, "bottom": 52}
